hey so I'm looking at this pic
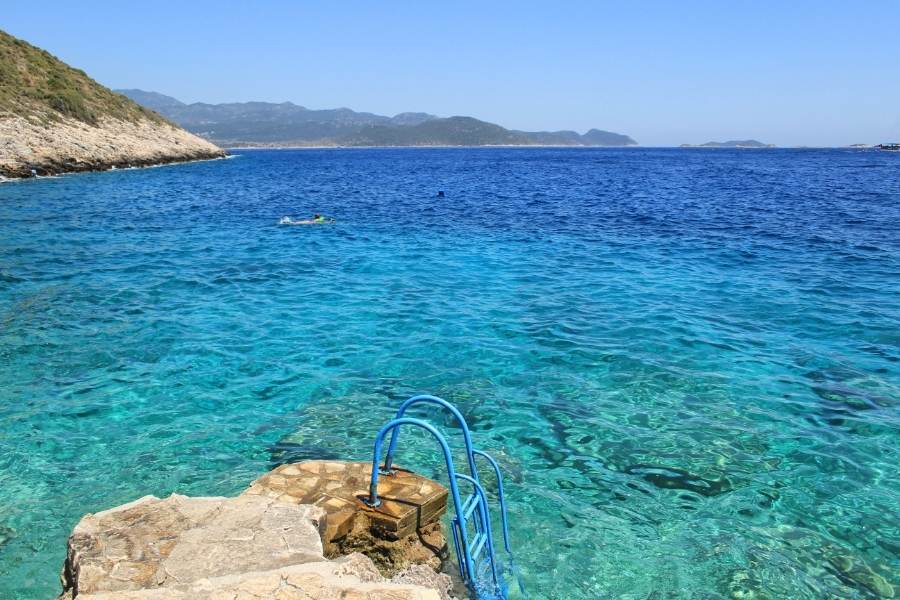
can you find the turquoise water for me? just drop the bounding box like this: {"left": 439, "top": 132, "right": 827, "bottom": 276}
{"left": 0, "top": 148, "right": 898, "bottom": 599}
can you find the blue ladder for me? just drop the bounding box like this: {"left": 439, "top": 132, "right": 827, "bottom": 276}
{"left": 363, "top": 395, "right": 520, "bottom": 600}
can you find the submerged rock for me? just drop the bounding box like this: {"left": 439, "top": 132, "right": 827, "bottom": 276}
{"left": 827, "top": 553, "right": 895, "bottom": 598}
{"left": 726, "top": 568, "right": 773, "bottom": 600}
{"left": 751, "top": 524, "right": 897, "bottom": 598}
{"left": 0, "top": 524, "right": 14, "bottom": 548}
{"left": 623, "top": 463, "right": 732, "bottom": 497}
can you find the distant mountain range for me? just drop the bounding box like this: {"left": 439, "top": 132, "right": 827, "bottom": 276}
{"left": 116, "top": 89, "right": 638, "bottom": 148}
{"left": 680, "top": 140, "right": 775, "bottom": 148}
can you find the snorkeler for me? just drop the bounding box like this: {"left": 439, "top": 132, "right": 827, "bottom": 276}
{"left": 279, "top": 214, "right": 334, "bottom": 225}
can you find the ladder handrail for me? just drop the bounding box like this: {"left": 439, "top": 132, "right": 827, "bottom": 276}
{"left": 382, "top": 394, "right": 480, "bottom": 482}
{"left": 365, "top": 396, "right": 516, "bottom": 599}
{"left": 472, "top": 449, "right": 512, "bottom": 554}
{"left": 363, "top": 417, "right": 477, "bottom": 582}
{"left": 384, "top": 395, "right": 514, "bottom": 557}
{"left": 456, "top": 473, "right": 501, "bottom": 590}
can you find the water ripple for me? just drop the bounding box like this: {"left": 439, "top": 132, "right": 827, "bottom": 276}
{"left": 0, "top": 148, "right": 898, "bottom": 599}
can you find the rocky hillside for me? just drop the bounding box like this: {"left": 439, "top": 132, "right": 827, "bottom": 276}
{"left": 0, "top": 30, "right": 224, "bottom": 179}
{"left": 119, "top": 89, "right": 639, "bottom": 148}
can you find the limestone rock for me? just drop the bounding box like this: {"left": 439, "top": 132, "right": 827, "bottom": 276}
{"left": 333, "top": 517, "right": 447, "bottom": 575}
{"left": 0, "top": 115, "right": 225, "bottom": 179}
{"left": 72, "top": 555, "right": 441, "bottom": 599}
{"left": 391, "top": 564, "right": 455, "bottom": 600}
{"left": 60, "top": 494, "right": 326, "bottom": 597}
{"left": 58, "top": 461, "right": 456, "bottom": 599}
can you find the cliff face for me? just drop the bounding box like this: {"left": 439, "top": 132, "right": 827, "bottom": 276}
{"left": 0, "top": 30, "right": 224, "bottom": 179}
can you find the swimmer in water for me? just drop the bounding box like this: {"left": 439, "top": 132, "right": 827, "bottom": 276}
{"left": 279, "top": 214, "right": 333, "bottom": 225}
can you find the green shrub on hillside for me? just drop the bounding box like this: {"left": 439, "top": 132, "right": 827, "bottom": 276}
{"left": 44, "top": 89, "right": 98, "bottom": 124}
{"left": 0, "top": 28, "right": 168, "bottom": 127}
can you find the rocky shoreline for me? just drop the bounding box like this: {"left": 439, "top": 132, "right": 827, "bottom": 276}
{"left": 0, "top": 115, "right": 226, "bottom": 179}
{"left": 57, "top": 461, "right": 456, "bottom": 600}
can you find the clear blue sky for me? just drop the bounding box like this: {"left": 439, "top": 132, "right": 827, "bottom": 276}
{"left": 4, "top": 1, "right": 899, "bottom": 146}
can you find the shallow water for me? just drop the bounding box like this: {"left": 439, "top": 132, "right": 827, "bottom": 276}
{"left": 0, "top": 148, "right": 898, "bottom": 599}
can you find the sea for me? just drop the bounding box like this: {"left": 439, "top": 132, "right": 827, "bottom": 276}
{"left": 0, "top": 147, "right": 897, "bottom": 599}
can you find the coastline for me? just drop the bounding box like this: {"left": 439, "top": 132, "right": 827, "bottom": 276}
{"left": 0, "top": 154, "right": 231, "bottom": 184}
{"left": 224, "top": 145, "right": 879, "bottom": 151}
{"left": 0, "top": 115, "right": 227, "bottom": 180}
{"left": 224, "top": 144, "right": 643, "bottom": 150}
{"left": 56, "top": 460, "right": 454, "bottom": 600}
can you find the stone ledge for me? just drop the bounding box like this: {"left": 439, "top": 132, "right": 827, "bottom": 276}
{"left": 244, "top": 461, "right": 449, "bottom": 541}
{"left": 60, "top": 494, "right": 326, "bottom": 596}
{"left": 243, "top": 461, "right": 450, "bottom": 575}
{"left": 58, "top": 461, "right": 454, "bottom": 600}
{"left": 69, "top": 554, "right": 442, "bottom": 600}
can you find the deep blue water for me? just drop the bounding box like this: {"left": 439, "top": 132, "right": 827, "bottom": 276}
{"left": 0, "top": 148, "right": 898, "bottom": 599}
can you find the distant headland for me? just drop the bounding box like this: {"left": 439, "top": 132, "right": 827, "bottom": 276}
{"left": 0, "top": 30, "right": 224, "bottom": 180}
{"left": 680, "top": 140, "right": 776, "bottom": 148}
{"left": 117, "top": 89, "right": 639, "bottom": 149}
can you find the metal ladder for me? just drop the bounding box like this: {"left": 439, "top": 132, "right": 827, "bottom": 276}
{"left": 363, "top": 395, "right": 519, "bottom": 600}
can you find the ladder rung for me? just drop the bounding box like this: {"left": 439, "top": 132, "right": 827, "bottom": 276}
{"left": 470, "top": 532, "right": 486, "bottom": 559}
{"left": 462, "top": 493, "right": 480, "bottom": 520}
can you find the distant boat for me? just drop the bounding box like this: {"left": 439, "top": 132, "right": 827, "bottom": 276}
{"left": 877, "top": 143, "right": 900, "bottom": 151}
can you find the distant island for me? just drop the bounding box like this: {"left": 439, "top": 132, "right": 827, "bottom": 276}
{"left": 680, "top": 140, "right": 775, "bottom": 148}
{"left": 117, "top": 89, "right": 639, "bottom": 148}
{"left": 0, "top": 30, "right": 224, "bottom": 180}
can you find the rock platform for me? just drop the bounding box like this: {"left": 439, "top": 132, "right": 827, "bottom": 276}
{"left": 59, "top": 461, "right": 454, "bottom": 600}
{"left": 245, "top": 461, "right": 449, "bottom": 573}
